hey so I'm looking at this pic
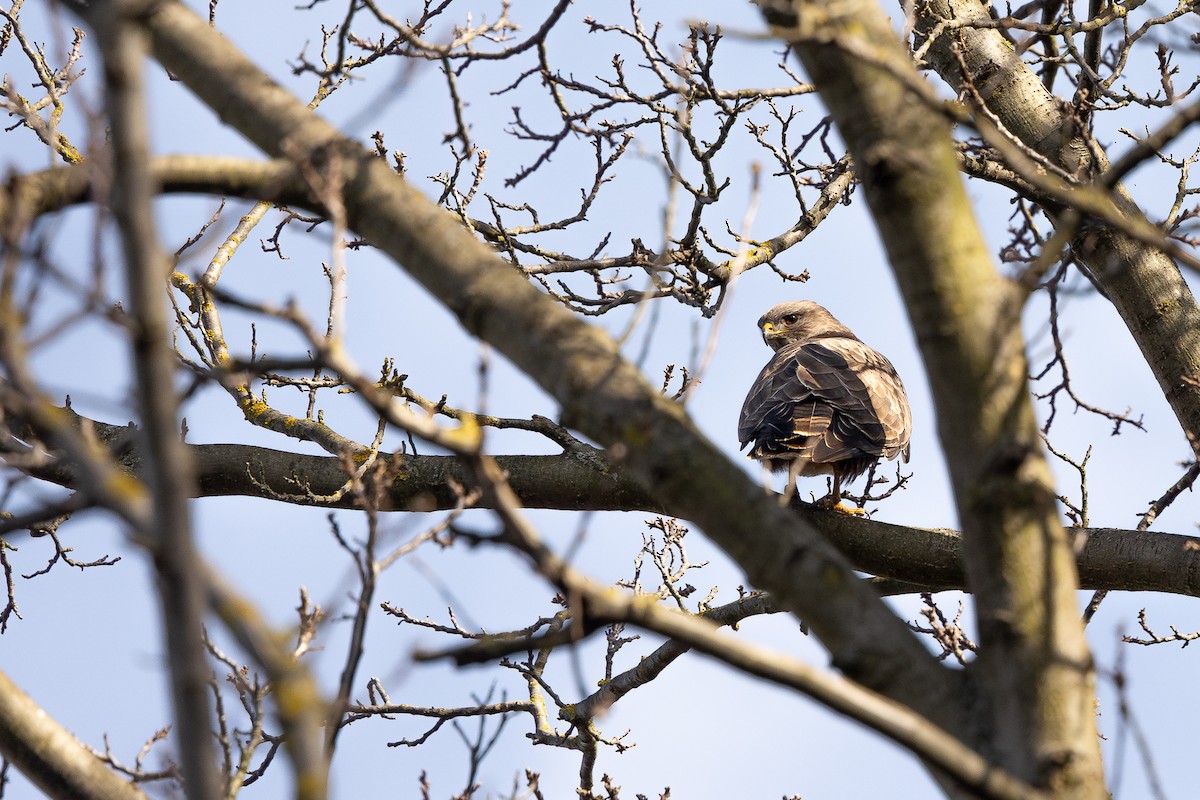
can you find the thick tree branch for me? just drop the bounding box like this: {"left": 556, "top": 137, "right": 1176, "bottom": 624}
{"left": 761, "top": 0, "right": 1104, "bottom": 793}
{"left": 0, "top": 669, "right": 148, "bottom": 800}
{"left": 8, "top": 407, "right": 1200, "bottom": 599}
{"left": 440, "top": 450, "right": 1047, "bottom": 800}
{"left": 0, "top": 156, "right": 309, "bottom": 232}
{"left": 203, "top": 568, "right": 329, "bottom": 800}
{"left": 916, "top": 0, "right": 1200, "bottom": 451}
{"left": 93, "top": 6, "right": 221, "bottom": 797}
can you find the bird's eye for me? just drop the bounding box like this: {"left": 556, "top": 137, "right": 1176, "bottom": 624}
{"left": 782, "top": 314, "right": 799, "bottom": 325}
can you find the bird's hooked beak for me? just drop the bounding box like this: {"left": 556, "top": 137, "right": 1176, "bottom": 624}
{"left": 761, "top": 321, "right": 786, "bottom": 349}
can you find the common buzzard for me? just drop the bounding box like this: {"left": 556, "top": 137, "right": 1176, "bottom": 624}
{"left": 738, "top": 301, "right": 912, "bottom": 507}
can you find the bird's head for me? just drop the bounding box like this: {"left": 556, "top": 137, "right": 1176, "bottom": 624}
{"left": 757, "top": 301, "right": 855, "bottom": 352}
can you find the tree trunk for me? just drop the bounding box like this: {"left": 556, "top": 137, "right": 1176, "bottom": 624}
{"left": 758, "top": 0, "right": 1107, "bottom": 795}
{"left": 915, "top": 0, "right": 1200, "bottom": 449}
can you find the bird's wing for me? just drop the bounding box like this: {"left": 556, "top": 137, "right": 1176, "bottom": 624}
{"left": 739, "top": 338, "right": 911, "bottom": 463}
{"left": 850, "top": 349, "right": 912, "bottom": 462}
{"left": 738, "top": 348, "right": 810, "bottom": 448}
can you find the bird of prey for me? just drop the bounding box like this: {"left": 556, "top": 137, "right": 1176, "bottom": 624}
{"left": 738, "top": 301, "right": 912, "bottom": 508}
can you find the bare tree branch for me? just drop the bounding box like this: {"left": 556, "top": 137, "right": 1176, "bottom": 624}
{"left": 7, "top": 403, "right": 1200, "bottom": 599}
{"left": 82, "top": 0, "right": 969, "bottom": 744}
{"left": 0, "top": 668, "right": 148, "bottom": 800}
{"left": 428, "top": 449, "right": 1044, "bottom": 800}
{"left": 92, "top": 5, "right": 221, "bottom": 796}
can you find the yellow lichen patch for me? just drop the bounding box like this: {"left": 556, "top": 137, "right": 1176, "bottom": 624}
{"left": 444, "top": 412, "right": 483, "bottom": 451}
{"left": 821, "top": 563, "right": 845, "bottom": 587}
{"left": 56, "top": 134, "right": 84, "bottom": 164}
{"left": 216, "top": 591, "right": 261, "bottom": 623}
{"left": 295, "top": 773, "right": 327, "bottom": 800}
{"left": 745, "top": 243, "right": 774, "bottom": 264}
{"left": 105, "top": 470, "right": 148, "bottom": 504}
{"left": 528, "top": 690, "right": 550, "bottom": 726}
{"left": 240, "top": 397, "right": 272, "bottom": 422}
{"left": 274, "top": 676, "right": 323, "bottom": 719}
{"left": 169, "top": 273, "right": 209, "bottom": 316}
{"left": 619, "top": 424, "right": 650, "bottom": 449}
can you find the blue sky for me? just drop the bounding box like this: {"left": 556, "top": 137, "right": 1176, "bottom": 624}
{"left": 3, "top": 1, "right": 1199, "bottom": 798}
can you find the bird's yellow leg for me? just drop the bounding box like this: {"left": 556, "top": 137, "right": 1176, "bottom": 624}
{"left": 814, "top": 474, "right": 866, "bottom": 515}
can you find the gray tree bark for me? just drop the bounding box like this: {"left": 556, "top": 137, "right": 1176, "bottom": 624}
{"left": 758, "top": 0, "right": 1106, "bottom": 795}
{"left": 915, "top": 0, "right": 1200, "bottom": 448}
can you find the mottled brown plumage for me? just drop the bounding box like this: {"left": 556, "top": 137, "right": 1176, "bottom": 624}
{"left": 738, "top": 301, "right": 911, "bottom": 505}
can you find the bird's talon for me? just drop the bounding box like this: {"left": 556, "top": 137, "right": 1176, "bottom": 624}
{"left": 812, "top": 495, "right": 864, "bottom": 515}
{"left": 833, "top": 501, "right": 866, "bottom": 516}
